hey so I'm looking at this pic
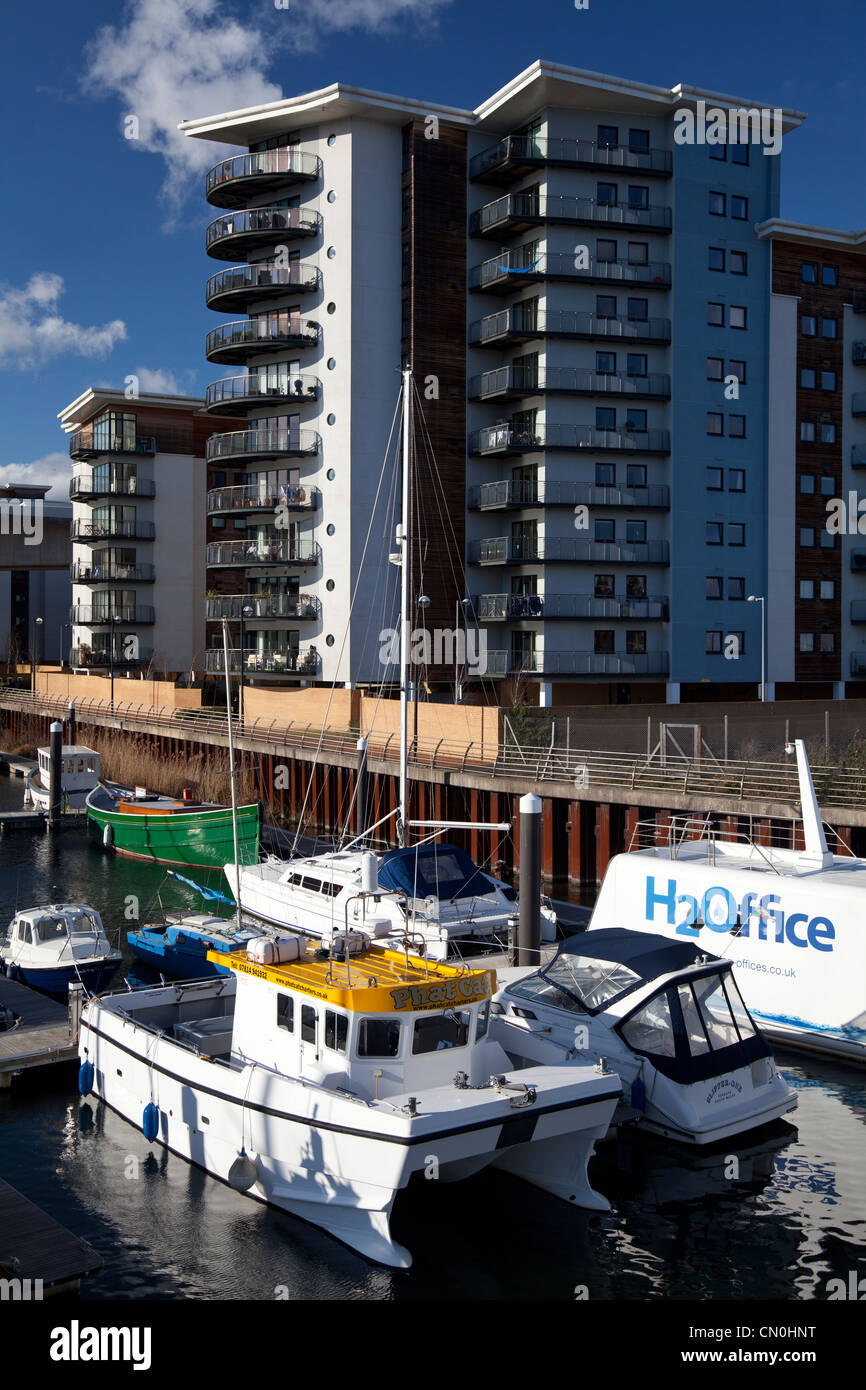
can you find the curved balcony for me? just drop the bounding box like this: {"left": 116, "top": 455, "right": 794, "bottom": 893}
{"left": 205, "top": 427, "right": 319, "bottom": 464}
{"left": 470, "top": 193, "right": 672, "bottom": 239}
{"left": 470, "top": 134, "right": 672, "bottom": 184}
{"left": 205, "top": 539, "right": 320, "bottom": 569}
{"left": 205, "top": 373, "right": 320, "bottom": 415}
{"left": 71, "top": 520, "right": 155, "bottom": 543}
{"left": 469, "top": 424, "right": 670, "bottom": 457}
{"left": 469, "top": 367, "right": 670, "bottom": 402}
{"left": 470, "top": 308, "right": 671, "bottom": 348}
{"left": 206, "top": 593, "right": 319, "bottom": 621}
{"left": 483, "top": 649, "right": 669, "bottom": 677}
{"left": 206, "top": 149, "right": 321, "bottom": 209}
{"left": 470, "top": 481, "right": 670, "bottom": 510}
{"left": 205, "top": 647, "right": 319, "bottom": 676}
{"left": 71, "top": 561, "right": 155, "bottom": 584}
{"left": 469, "top": 537, "right": 669, "bottom": 565}
{"left": 206, "top": 206, "right": 322, "bottom": 260}
{"left": 476, "top": 593, "right": 668, "bottom": 620}
{"left": 70, "top": 476, "right": 156, "bottom": 501}
{"left": 205, "top": 262, "right": 320, "bottom": 313}
{"left": 70, "top": 606, "right": 155, "bottom": 626}
{"left": 69, "top": 433, "right": 156, "bottom": 461}
{"left": 207, "top": 482, "right": 319, "bottom": 515}
{"left": 470, "top": 250, "right": 671, "bottom": 295}
{"left": 205, "top": 318, "right": 320, "bottom": 366}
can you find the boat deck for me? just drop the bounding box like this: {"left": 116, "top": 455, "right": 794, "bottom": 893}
{"left": 0, "top": 1177, "right": 102, "bottom": 1292}
{"left": 0, "top": 975, "right": 78, "bottom": 1085}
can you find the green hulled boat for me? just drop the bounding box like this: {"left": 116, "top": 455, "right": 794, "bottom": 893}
{"left": 86, "top": 783, "right": 260, "bottom": 869}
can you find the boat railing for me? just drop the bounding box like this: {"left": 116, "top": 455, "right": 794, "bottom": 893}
{"left": 626, "top": 813, "right": 848, "bottom": 873}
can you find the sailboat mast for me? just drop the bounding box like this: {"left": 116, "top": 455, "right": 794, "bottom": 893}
{"left": 398, "top": 366, "right": 411, "bottom": 847}
{"left": 222, "top": 618, "right": 243, "bottom": 928}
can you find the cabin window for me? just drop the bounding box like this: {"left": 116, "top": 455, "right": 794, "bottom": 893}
{"left": 677, "top": 984, "right": 710, "bottom": 1056}
{"left": 689, "top": 974, "right": 741, "bottom": 1050}
{"left": 301, "top": 1004, "right": 317, "bottom": 1043}
{"left": 87, "top": 758, "right": 95, "bottom": 772}
{"left": 325, "top": 1010, "right": 348, "bottom": 1053}
{"left": 276, "top": 993, "right": 294, "bottom": 1032}
{"left": 412, "top": 1011, "right": 471, "bottom": 1055}
{"left": 620, "top": 990, "right": 677, "bottom": 1058}
{"left": 475, "top": 1001, "right": 489, "bottom": 1041}
{"left": 17, "top": 921, "right": 32, "bottom": 943}
{"left": 720, "top": 975, "right": 757, "bottom": 1042}
{"left": 357, "top": 1018, "right": 401, "bottom": 1057}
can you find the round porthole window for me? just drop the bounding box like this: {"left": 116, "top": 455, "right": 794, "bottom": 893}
{"left": 327, "top": 190, "right": 336, "bottom": 203}
{"left": 327, "top": 134, "right": 337, "bottom": 147}
{"left": 326, "top": 524, "right": 335, "bottom": 536}
{"left": 326, "top": 467, "right": 336, "bottom": 479}
{"left": 327, "top": 302, "right": 336, "bottom": 314}
{"left": 326, "top": 579, "right": 335, "bottom": 591}
{"left": 327, "top": 414, "right": 336, "bottom": 426}
{"left": 327, "top": 246, "right": 336, "bottom": 259}
{"left": 325, "top": 634, "right": 335, "bottom": 647}
{"left": 327, "top": 358, "right": 336, "bottom": 371}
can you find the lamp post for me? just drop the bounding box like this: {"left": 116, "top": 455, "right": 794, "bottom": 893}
{"left": 747, "top": 594, "right": 766, "bottom": 702}
{"left": 31, "top": 616, "right": 43, "bottom": 695}
{"left": 238, "top": 602, "right": 253, "bottom": 727}
{"left": 455, "top": 596, "right": 472, "bottom": 703}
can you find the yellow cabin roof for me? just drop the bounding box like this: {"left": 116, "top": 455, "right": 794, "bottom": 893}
{"left": 206, "top": 943, "right": 496, "bottom": 1014}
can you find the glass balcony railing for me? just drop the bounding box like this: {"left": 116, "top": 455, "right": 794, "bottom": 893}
{"left": 476, "top": 593, "right": 668, "bottom": 620}
{"left": 470, "top": 193, "right": 672, "bottom": 237}
{"left": 205, "top": 539, "right": 320, "bottom": 567}
{"left": 70, "top": 476, "right": 155, "bottom": 501}
{"left": 69, "top": 433, "right": 156, "bottom": 460}
{"left": 469, "top": 424, "right": 670, "bottom": 455}
{"left": 207, "top": 483, "right": 318, "bottom": 514}
{"left": 205, "top": 374, "right": 320, "bottom": 411}
{"left": 469, "top": 307, "right": 672, "bottom": 346}
{"left": 484, "top": 649, "right": 669, "bottom": 676}
{"left": 206, "top": 149, "right": 321, "bottom": 207}
{"left": 205, "top": 593, "right": 319, "bottom": 620}
{"left": 470, "top": 480, "right": 670, "bottom": 509}
{"left": 469, "top": 367, "right": 671, "bottom": 400}
{"left": 470, "top": 536, "right": 670, "bottom": 565}
{"left": 71, "top": 520, "right": 155, "bottom": 542}
{"left": 70, "top": 606, "right": 155, "bottom": 625}
{"left": 205, "top": 262, "right": 320, "bottom": 310}
{"left": 204, "top": 647, "right": 319, "bottom": 674}
{"left": 205, "top": 428, "right": 319, "bottom": 463}
{"left": 205, "top": 318, "right": 319, "bottom": 362}
{"left": 206, "top": 206, "right": 322, "bottom": 259}
{"left": 71, "top": 561, "right": 155, "bottom": 583}
{"left": 470, "top": 134, "right": 672, "bottom": 182}
{"left": 70, "top": 644, "right": 153, "bottom": 668}
{"left": 470, "top": 250, "right": 671, "bottom": 293}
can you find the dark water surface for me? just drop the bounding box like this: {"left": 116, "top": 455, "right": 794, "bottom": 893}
{"left": 1, "top": 774, "right": 864, "bottom": 1302}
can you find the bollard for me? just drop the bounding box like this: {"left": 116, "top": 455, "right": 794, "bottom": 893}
{"left": 68, "top": 982, "right": 85, "bottom": 1043}
{"left": 356, "top": 737, "right": 369, "bottom": 843}
{"left": 48, "top": 721, "right": 62, "bottom": 831}
{"left": 67, "top": 701, "right": 76, "bottom": 746}
{"left": 518, "top": 793, "right": 542, "bottom": 967}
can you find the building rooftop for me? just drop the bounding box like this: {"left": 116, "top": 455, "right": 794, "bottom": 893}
{"left": 757, "top": 219, "right": 866, "bottom": 252}
{"left": 58, "top": 388, "right": 207, "bottom": 433}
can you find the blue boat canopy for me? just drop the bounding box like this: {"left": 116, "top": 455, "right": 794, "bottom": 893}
{"left": 378, "top": 844, "right": 498, "bottom": 902}
{"left": 558, "top": 928, "right": 711, "bottom": 981}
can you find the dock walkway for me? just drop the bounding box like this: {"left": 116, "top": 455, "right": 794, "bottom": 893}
{"left": 0, "top": 975, "right": 78, "bottom": 1086}
{"left": 0, "top": 1178, "right": 102, "bottom": 1293}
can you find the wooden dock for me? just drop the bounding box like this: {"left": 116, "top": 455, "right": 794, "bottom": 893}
{"left": 0, "top": 976, "right": 78, "bottom": 1087}
{"left": 0, "top": 1178, "right": 102, "bottom": 1294}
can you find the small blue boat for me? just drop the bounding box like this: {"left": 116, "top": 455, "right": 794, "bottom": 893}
{"left": 0, "top": 904, "right": 122, "bottom": 997}
{"left": 127, "top": 913, "right": 262, "bottom": 979}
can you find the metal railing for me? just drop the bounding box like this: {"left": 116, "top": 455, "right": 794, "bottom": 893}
{"left": 204, "top": 648, "right": 319, "bottom": 674}
{"left": 206, "top": 483, "right": 318, "bottom": 514}
{"left": 470, "top": 307, "right": 671, "bottom": 345}
{"left": 470, "top": 134, "right": 672, "bottom": 180}
{"left": 205, "top": 593, "right": 319, "bottom": 620}
{"left": 206, "top": 206, "right": 322, "bottom": 249}
{"left": 206, "top": 149, "right": 321, "bottom": 197}
{"left": 71, "top": 520, "right": 156, "bottom": 542}
{"left": 485, "top": 650, "right": 670, "bottom": 676}
{"left": 476, "top": 593, "right": 668, "bottom": 620}
{"left": 71, "top": 606, "right": 156, "bottom": 625}
{"left": 469, "top": 366, "right": 671, "bottom": 400}
{"left": 470, "top": 250, "right": 671, "bottom": 291}
{"left": 71, "top": 562, "right": 155, "bottom": 583}
{"left": 206, "top": 319, "right": 319, "bottom": 357}
{"left": 69, "top": 433, "right": 156, "bottom": 459}
{"left": 471, "top": 193, "right": 672, "bottom": 235}
{"left": 469, "top": 423, "right": 670, "bottom": 455}
{"left": 205, "top": 375, "right": 320, "bottom": 409}
{"left": 205, "top": 428, "right": 319, "bottom": 462}
{"left": 205, "top": 539, "right": 320, "bottom": 567}
{"left": 205, "top": 262, "right": 320, "bottom": 304}
{"left": 470, "top": 480, "right": 670, "bottom": 509}
{"left": 70, "top": 476, "right": 156, "bottom": 500}
{"left": 68, "top": 648, "right": 153, "bottom": 669}
{"left": 470, "top": 536, "right": 670, "bottom": 564}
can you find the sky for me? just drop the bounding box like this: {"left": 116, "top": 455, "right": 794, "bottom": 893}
{"left": 1, "top": 0, "right": 864, "bottom": 496}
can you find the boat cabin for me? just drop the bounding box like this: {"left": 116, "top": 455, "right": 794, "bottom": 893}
{"left": 8, "top": 905, "right": 106, "bottom": 951}
{"left": 36, "top": 745, "right": 99, "bottom": 793}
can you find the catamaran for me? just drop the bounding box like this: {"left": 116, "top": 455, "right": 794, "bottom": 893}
{"left": 589, "top": 740, "right": 866, "bottom": 1062}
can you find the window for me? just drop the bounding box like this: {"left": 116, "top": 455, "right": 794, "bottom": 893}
{"left": 730, "top": 251, "right": 747, "bottom": 275}
{"left": 820, "top": 475, "right": 836, "bottom": 496}
{"left": 729, "top": 631, "right": 745, "bottom": 654}
{"left": 801, "top": 316, "right": 817, "bottom": 336}
{"left": 628, "top": 185, "right": 649, "bottom": 210}
{"left": 597, "top": 182, "right": 618, "bottom": 205}
{"left": 820, "top": 633, "right": 836, "bottom": 653}
{"left": 276, "top": 994, "right": 294, "bottom": 1031}
{"left": 707, "top": 412, "right": 724, "bottom": 435}
{"left": 706, "top": 631, "right": 723, "bottom": 654}
{"left": 412, "top": 1011, "right": 470, "bottom": 1054}
{"left": 706, "top": 522, "right": 723, "bottom": 545}
{"left": 709, "top": 246, "right": 726, "bottom": 271}
{"left": 731, "top": 360, "right": 747, "bottom": 385}
{"left": 799, "top": 579, "right": 815, "bottom": 599}
{"left": 626, "top": 519, "right": 647, "bottom": 542}
{"left": 801, "top": 262, "right": 818, "bottom": 284}
{"left": 799, "top": 474, "right": 815, "bottom": 494}
{"left": 728, "top": 577, "right": 745, "bottom": 599}
{"left": 731, "top": 144, "right": 749, "bottom": 166}
{"left": 626, "top": 463, "right": 646, "bottom": 487}
{"left": 596, "top": 406, "right": 616, "bottom": 430}
{"left": 598, "top": 125, "right": 618, "bottom": 148}
{"left": 596, "top": 237, "right": 617, "bottom": 262}
{"left": 625, "top": 408, "right": 646, "bottom": 430}
{"left": 475, "top": 1001, "right": 490, "bottom": 1041}
{"left": 799, "top": 632, "right": 815, "bottom": 652}
{"left": 707, "top": 302, "right": 725, "bottom": 326}
{"left": 357, "top": 1018, "right": 401, "bottom": 1057}
{"left": 626, "top": 573, "right": 646, "bottom": 597}
{"left": 820, "top": 580, "right": 835, "bottom": 600}
{"left": 626, "top": 630, "right": 647, "bottom": 654}
{"left": 628, "top": 241, "right": 649, "bottom": 264}
{"left": 595, "top": 518, "right": 615, "bottom": 541}
{"left": 730, "top": 305, "right": 747, "bottom": 329}
{"left": 627, "top": 297, "right": 648, "bottom": 321}
{"left": 821, "top": 318, "right": 838, "bottom": 339}
{"left": 800, "top": 421, "right": 816, "bottom": 442}
{"left": 728, "top": 523, "right": 745, "bottom": 546}
{"left": 820, "top": 530, "right": 836, "bottom": 550}
{"left": 594, "top": 630, "right": 615, "bottom": 653}
{"left": 594, "top": 574, "right": 615, "bottom": 596}
{"left": 629, "top": 128, "right": 650, "bottom": 152}
{"left": 709, "top": 191, "right": 726, "bottom": 215}
{"left": 301, "top": 1004, "right": 317, "bottom": 1043}
{"left": 596, "top": 350, "right": 617, "bottom": 373}
{"left": 707, "top": 356, "right": 724, "bottom": 380}
{"left": 799, "top": 527, "right": 815, "bottom": 547}
{"left": 729, "top": 415, "right": 746, "bottom": 438}
{"left": 596, "top": 295, "right": 617, "bottom": 318}
{"left": 821, "top": 371, "right": 837, "bottom": 391}
{"left": 801, "top": 368, "right": 816, "bottom": 389}
{"left": 820, "top": 423, "right": 837, "bottom": 444}
{"left": 706, "top": 467, "right": 723, "bottom": 490}
{"left": 822, "top": 265, "right": 838, "bottom": 286}
{"left": 706, "top": 576, "right": 723, "bottom": 599}
{"left": 709, "top": 143, "right": 726, "bottom": 161}
{"left": 731, "top": 196, "right": 748, "bottom": 219}
{"left": 324, "top": 1010, "right": 348, "bottom": 1053}
{"left": 626, "top": 353, "right": 647, "bottom": 376}
{"left": 728, "top": 469, "right": 745, "bottom": 491}
{"left": 595, "top": 461, "right": 616, "bottom": 485}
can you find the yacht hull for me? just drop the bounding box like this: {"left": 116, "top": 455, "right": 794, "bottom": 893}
{"left": 1, "top": 955, "right": 121, "bottom": 997}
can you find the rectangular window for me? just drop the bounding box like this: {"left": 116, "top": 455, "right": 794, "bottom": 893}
{"left": 799, "top": 579, "right": 815, "bottom": 599}
{"left": 728, "top": 469, "right": 745, "bottom": 491}
{"left": 801, "top": 368, "right": 816, "bottom": 389}
{"left": 596, "top": 350, "right": 617, "bottom": 375}
{"left": 625, "top": 408, "right": 646, "bottom": 430}
{"left": 800, "top": 421, "right": 816, "bottom": 442}
{"left": 626, "top": 519, "right": 647, "bottom": 542}
{"left": 596, "top": 406, "right": 617, "bottom": 430}
{"left": 799, "top": 527, "right": 815, "bottom": 546}
{"left": 596, "top": 237, "right": 617, "bottom": 262}
{"left": 626, "top": 573, "right": 646, "bottom": 597}
{"left": 709, "top": 143, "right": 726, "bottom": 161}
{"left": 597, "top": 182, "right": 618, "bottom": 205}
{"left": 595, "top": 518, "right": 615, "bottom": 541}
{"left": 820, "top": 475, "right": 836, "bottom": 495}
{"left": 799, "top": 474, "right": 815, "bottom": 494}
{"left": 728, "top": 577, "right": 745, "bottom": 600}
{"left": 626, "top": 353, "right": 647, "bottom": 376}
{"left": 730, "top": 305, "right": 747, "bottom": 329}
{"left": 628, "top": 128, "right": 650, "bottom": 152}
{"left": 626, "top": 297, "right": 648, "bottom": 321}
{"left": 706, "top": 631, "right": 722, "bottom": 654}
{"left": 594, "top": 573, "right": 615, "bottom": 596}
{"left": 594, "top": 630, "right": 615, "bottom": 653}
{"left": 597, "top": 125, "right": 619, "bottom": 148}
{"left": 412, "top": 1011, "right": 470, "bottom": 1054}
{"left": 729, "top": 630, "right": 746, "bottom": 654}
{"left": 729, "top": 359, "right": 746, "bottom": 383}
{"left": 820, "top": 530, "right": 836, "bottom": 550}
{"left": 728, "top": 523, "right": 745, "bottom": 545}
{"left": 596, "top": 295, "right": 617, "bottom": 318}
{"left": 706, "top": 576, "right": 723, "bottom": 599}
{"left": 626, "top": 630, "right": 647, "bottom": 654}
{"left": 730, "top": 251, "right": 747, "bottom": 274}
{"left": 708, "top": 247, "right": 726, "bottom": 271}
{"left": 707, "top": 302, "right": 725, "bottom": 326}
{"left": 626, "top": 463, "right": 647, "bottom": 487}
{"left": 324, "top": 1010, "right": 348, "bottom": 1053}
{"left": 707, "top": 413, "right": 724, "bottom": 435}
{"left": 821, "top": 371, "right": 837, "bottom": 391}
{"left": 628, "top": 241, "right": 649, "bottom": 264}
{"left": 799, "top": 632, "right": 815, "bottom": 653}
{"left": 706, "top": 522, "right": 723, "bottom": 545}
{"left": 822, "top": 265, "right": 838, "bottom": 286}
{"left": 820, "top": 423, "right": 837, "bottom": 444}
{"left": 709, "top": 191, "right": 726, "bottom": 215}
{"left": 731, "top": 195, "right": 748, "bottom": 219}
{"left": 628, "top": 185, "right": 649, "bottom": 210}
{"left": 595, "top": 461, "right": 616, "bottom": 485}
{"left": 729, "top": 414, "right": 746, "bottom": 438}
{"left": 731, "top": 144, "right": 749, "bottom": 165}
{"left": 357, "top": 1018, "right": 401, "bottom": 1057}
{"left": 801, "top": 315, "right": 817, "bottom": 336}
{"left": 821, "top": 318, "right": 838, "bottom": 339}
{"left": 820, "top": 633, "right": 836, "bottom": 653}
{"left": 276, "top": 994, "right": 294, "bottom": 1032}
{"left": 707, "top": 356, "right": 724, "bottom": 380}
{"left": 820, "top": 580, "right": 835, "bottom": 599}
{"left": 801, "top": 262, "right": 818, "bottom": 284}
{"left": 706, "top": 467, "right": 723, "bottom": 490}
{"left": 301, "top": 1004, "right": 317, "bottom": 1044}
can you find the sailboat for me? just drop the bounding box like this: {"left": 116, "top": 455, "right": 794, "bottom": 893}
{"left": 226, "top": 369, "right": 557, "bottom": 959}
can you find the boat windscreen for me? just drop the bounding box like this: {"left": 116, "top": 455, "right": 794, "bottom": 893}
{"left": 378, "top": 844, "right": 496, "bottom": 902}
{"left": 618, "top": 967, "right": 768, "bottom": 1083}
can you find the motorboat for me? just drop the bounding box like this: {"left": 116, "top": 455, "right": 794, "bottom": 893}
{"left": 228, "top": 842, "right": 558, "bottom": 962}
{"left": 127, "top": 912, "right": 265, "bottom": 979}
{"left": 488, "top": 927, "right": 797, "bottom": 1146}
{"left": 87, "top": 782, "right": 259, "bottom": 870}
{"left": 24, "top": 744, "right": 100, "bottom": 812}
{"left": 1, "top": 904, "right": 121, "bottom": 996}
{"left": 589, "top": 740, "right": 866, "bottom": 1062}
{"left": 78, "top": 933, "right": 621, "bottom": 1268}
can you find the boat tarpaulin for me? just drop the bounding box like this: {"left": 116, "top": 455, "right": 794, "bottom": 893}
{"left": 378, "top": 844, "right": 496, "bottom": 902}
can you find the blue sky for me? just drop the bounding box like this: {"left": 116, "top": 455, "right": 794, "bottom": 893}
{"left": 1, "top": 0, "right": 864, "bottom": 494}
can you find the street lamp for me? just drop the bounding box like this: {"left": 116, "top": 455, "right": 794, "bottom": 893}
{"left": 31, "top": 616, "right": 43, "bottom": 694}
{"left": 747, "top": 594, "right": 766, "bottom": 702}
{"left": 455, "top": 596, "right": 472, "bottom": 703}
{"left": 238, "top": 602, "right": 253, "bottom": 727}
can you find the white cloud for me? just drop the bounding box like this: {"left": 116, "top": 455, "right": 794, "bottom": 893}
{"left": 133, "top": 366, "right": 194, "bottom": 396}
{"left": 0, "top": 274, "right": 126, "bottom": 370}
{"left": 82, "top": 0, "right": 452, "bottom": 217}
{"left": 0, "top": 453, "right": 71, "bottom": 500}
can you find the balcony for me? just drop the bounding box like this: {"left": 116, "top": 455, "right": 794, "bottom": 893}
{"left": 71, "top": 644, "right": 153, "bottom": 669}
{"left": 851, "top": 654, "right": 866, "bottom": 675}
{"left": 853, "top": 393, "right": 866, "bottom": 417}
{"left": 207, "top": 483, "right": 319, "bottom": 515}
{"left": 69, "top": 433, "right": 156, "bottom": 461}
{"left": 477, "top": 593, "right": 668, "bottom": 620}
{"left": 470, "top": 480, "right": 670, "bottom": 510}
{"left": 204, "top": 374, "right": 320, "bottom": 414}
{"left": 470, "top": 193, "right": 672, "bottom": 239}
{"left": 206, "top": 207, "right": 322, "bottom": 260}
{"left": 484, "top": 649, "right": 670, "bottom": 676}
{"left": 71, "top": 520, "right": 156, "bottom": 543}
{"left": 205, "top": 647, "right": 319, "bottom": 676}
{"left": 470, "top": 307, "right": 671, "bottom": 347}
{"left": 469, "top": 423, "right": 670, "bottom": 457}
{"left": 70, "top": 476, "right": 155, "bottom": 501}
{"left": 469, "top": 366, "right": 670, "bottom": 402}
{"left": 70, "top": 606, "right": 155, "bottom": 626}
{"left": 205, "top": 262, "right": 320, "bottom": 313}
{"left": 206, "top": 149, "right": 321, "bottom": 208}
{"left": 470, "top": 250, "right": 671, "bottom": 295}
{"left": 205, "top": 427, "right": 319, "bottom": 464}
{"left": 205, "top": 318, "right": 319, "bottom": 366}
{"left": 205, "top": 593, "right": 319, "bottom": 621}
{"left": 469, "top": 536, "right": 669, "bottom": 565}
{"left": 71, "top": 561, "right": 155, "bottom": 584}
{"left": 205, "top": 539, "right": 320, "bottom": 568}
{"left": 470, "top": 134, "right": 672, "bottom": 184}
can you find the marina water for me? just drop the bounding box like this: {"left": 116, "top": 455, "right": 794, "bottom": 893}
{"left": 0, "top": 775, "right": 863, "bottom": 1302}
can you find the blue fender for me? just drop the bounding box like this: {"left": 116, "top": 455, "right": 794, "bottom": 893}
{"left": 142, "top": 1102, "right": 159, "bottom": 1143}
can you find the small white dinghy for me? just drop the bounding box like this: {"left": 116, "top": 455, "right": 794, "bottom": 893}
{"left": 489, "top": 928, "right": 796, "bottom": 1146}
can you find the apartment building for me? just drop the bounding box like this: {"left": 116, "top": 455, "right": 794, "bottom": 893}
{"left": 59, "top": 389, "right": 233, "bottom": 678}
{"left": 0, "top": 483, "right": 71, "bottom": 668}
{"left": 181, "top": 63, "right": 808, "bottom": 704}
{"left": 758, "top": 221, "right": 866, "bottom": 696}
